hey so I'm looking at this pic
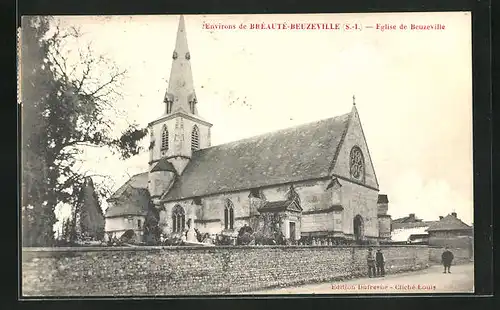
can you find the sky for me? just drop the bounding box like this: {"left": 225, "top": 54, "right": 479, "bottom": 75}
{"left": 48, "top": 12, "right": 473, "bottom": 232}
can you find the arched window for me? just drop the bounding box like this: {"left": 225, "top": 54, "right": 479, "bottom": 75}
{"left": 224, "top": 199, "right": 234, "bottom": 230}
{"left": 172, "top": 205, "right": 185, "bottom": 233}
{"left": 191, "top": 125, "right": 200, "bottom": 151}
{"left": 353, "top": 214, "right": 364, "bottom": 244}
{"left": 161, "top": 125, "right": 169, "bottom": 150}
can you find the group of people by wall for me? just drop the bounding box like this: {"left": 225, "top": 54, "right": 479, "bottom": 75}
{"left": 365, "top": 247, "right": 457, "bottom": 278}
{"left": 366, "top": 248, "right": 386, "bottom": 278}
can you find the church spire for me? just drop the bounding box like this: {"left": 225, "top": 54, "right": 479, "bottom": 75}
{"left": 164, "top": 15, "right": 198, "bottom": 115}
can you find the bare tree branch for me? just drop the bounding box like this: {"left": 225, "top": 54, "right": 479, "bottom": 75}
{"left": 87, "top": 69, "right": 127, "bottom": 97}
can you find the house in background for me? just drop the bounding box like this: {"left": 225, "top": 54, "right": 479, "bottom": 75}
{"left": 390, "top": 213, "right": 436, "bottom": 244}
{"left": 426, "top": 212, "right": 473, "bottom": 248}
{"left": 389, "top": 212, "right": 473, "bottom": 248}
{"left": 391, "top": 226, "right": 430, "bottom": 244}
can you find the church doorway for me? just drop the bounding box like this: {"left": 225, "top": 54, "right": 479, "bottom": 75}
{"left": 353, "top": 215, "right": 364, "bottom": 244}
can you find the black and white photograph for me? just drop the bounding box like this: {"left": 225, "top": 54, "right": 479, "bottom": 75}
{"left": 20, "top": 12, "right": 474, "bottom": 296}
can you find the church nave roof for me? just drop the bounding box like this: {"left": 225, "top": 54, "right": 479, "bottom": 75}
{"left": 162, "top": 113, "right": 351, "bottom": 201}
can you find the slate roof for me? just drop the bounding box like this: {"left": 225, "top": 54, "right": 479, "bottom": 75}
{"left": 162, "top": 113, "right": 351, "bottom": 201}
{"left": 106, "top": 172, "right": 150, "bottom": 218}
{"left": 151, "top": 158, "right": 177, "bottom": 173}
{"left": 426, "top": 214, "right": 472, "bottom": 232}
{"left": 258, "top": 200, "right": 302, "bottom": 213}
{"left": 392, "top": 215, "right": 422, "bottom": 224}
{"left": 109, "top": 172, "right": 149, "bottom": 200}
{"left": 105, "top": 186, "right": 151, "bottom": 218}
{"left": 391, "top": 220, "right": 436, "bottom": 230}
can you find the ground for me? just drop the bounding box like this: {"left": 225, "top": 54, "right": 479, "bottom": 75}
{"left": 243, "top": 263, "right": 474, "bottom": 294}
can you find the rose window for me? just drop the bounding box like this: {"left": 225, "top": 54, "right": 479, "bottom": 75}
{"left": 349, "top": 146, "right": 364, "bottom": 180}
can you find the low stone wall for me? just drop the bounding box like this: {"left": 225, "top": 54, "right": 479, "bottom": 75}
{"left": 22, "top": 245, "right": 430, "bottom": 296}
{"left": 429, "top": 246, "right": 473, "bottom": 264}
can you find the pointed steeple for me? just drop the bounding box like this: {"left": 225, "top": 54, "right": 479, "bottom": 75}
{"left": 164, "top": 15, "right": 198, "bottom": 115}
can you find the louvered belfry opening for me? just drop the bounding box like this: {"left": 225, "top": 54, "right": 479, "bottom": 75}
{"left": 161, "top": 125, "right": 169, "bottom": 150}
{"left": 191, "top": 125, "right": 200, "bottom": 151}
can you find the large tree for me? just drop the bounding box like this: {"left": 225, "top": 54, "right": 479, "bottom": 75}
{"left": 20, "top": 16, "right": 147, "bottom": 247}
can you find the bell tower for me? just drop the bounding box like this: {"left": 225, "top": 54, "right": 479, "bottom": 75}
{"left": 147, "top": 15, "right": 212, "bottom": 175}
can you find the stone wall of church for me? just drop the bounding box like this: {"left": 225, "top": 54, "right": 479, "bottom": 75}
{"left": 180, "top": 117, "right": 211, "bottom": 151}
{"left": 197, "top": 191, "right": 251, "bottom": 235}
{"left": 149, "top": 120, "right": 173, "bottom": 162}
{"left": 159, "top": 200, "right": 200, "bottom": 234}
{"left": 22, "top": 245, "right": 431, "bottom": 296}
{"left": 159, "top": 177, "right": 380, "bottom": 239}
{"left": 159, "top": 179, "right": 337, "bottom": 236}
{"left": 340, "top": 181, "right": 379, "bottom": 239}
{"left": 148, "top": 171, "right": 176, "bottom": 198}
{"left": 160, "top": 191, "right": 252, "bottom": 236}
{"left": 301, "top": 213, "right": 335, "bottom": 233}
{"left": 261, "top": 180, "right": 334, "bottom": 236}
{"left": 260, "top": 180, "right": 332, "bottom": 210}
{"left": 378, "top": 216, "right": 392, "bottom": 239}
{"left": 148, "top": 115, "right": 211, "bottom": 167}
{"left": 332, "top": 108, "right": 378, "bottom": 190}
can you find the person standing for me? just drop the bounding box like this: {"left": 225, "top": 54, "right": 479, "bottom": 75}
{"left": 441, "top": 247, "right": 454, "bottom": 273}
{"left": 376, "top": 249, "right": 385, "bottom": 277}
{"left": 367, "top": 248, "right": 376, "bottom": 278}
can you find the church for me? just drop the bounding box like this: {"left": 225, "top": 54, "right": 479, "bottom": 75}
{"left": 104, "top": 15, "right": 392, "bottom": 244}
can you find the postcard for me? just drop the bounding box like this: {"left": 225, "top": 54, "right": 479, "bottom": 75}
{"left": 19, "top": 12, "right": 473, "bottom": 296}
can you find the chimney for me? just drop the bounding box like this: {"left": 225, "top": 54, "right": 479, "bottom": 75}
{"left": 377, "top": 194, "right": 389, "bottom": 215}
{"left": 439, "top": 216, "right": 444, "bottom": 220}
{"left": 451, "top": 212, "right": 457, "bottom": 218}
{"left": 377, "top": 194, "right": 389, "bottom": 204}
{"left": 409, "top": 213, "right": 415, "bottom": 220}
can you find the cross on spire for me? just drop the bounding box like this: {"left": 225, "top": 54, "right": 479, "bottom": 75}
{"left": 352, "top": 95, "right": 356, "bottom": 106}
